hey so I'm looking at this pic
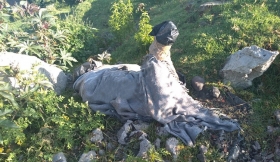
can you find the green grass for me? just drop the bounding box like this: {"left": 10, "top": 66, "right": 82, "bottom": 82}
{"left": 77, "top": 0, "right": 280, "bottom": 161}
{"left": 1, "top": 0, "right": 280, "bottom": 161}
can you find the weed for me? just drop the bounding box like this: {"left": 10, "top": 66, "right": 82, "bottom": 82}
{"left": 109, "top": 0, "right": 134, "bottom": 42}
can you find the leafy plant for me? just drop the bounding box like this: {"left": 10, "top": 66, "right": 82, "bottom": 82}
{"left": 56, "top": 49, "right": 77, "bottom": 69}
{"left": 97, "top": 50, "right": 111, "bottom": 64}
{"left": 57, "top": 14, "right": 98, "bottom": 62}
{"left": 134, "top": 11, "right": 153, "bottom": 53}
{"left": 0, "top": 65, "right": 105, "bottom": 161}
{"left": 109, "top": 0, "right": 134, "bottom": 42}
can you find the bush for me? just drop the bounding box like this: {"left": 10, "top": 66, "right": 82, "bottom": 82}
{"left": 56, "top": 14, "right": 98, "bottom": 62}
{"left": 0, "top": 66, "right": 105, "bottom": 161}
{"left": 0, "top": 3, "right": 79, "bottom": 70}
{"left": 134, "top": 11, "right": 153, "bottom": 53}
{"left": 109, "top": 0, "right": 134, "bottom": 42}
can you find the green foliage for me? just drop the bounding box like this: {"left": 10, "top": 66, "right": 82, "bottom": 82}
{"left": 0, "top": 67, "right": 105, "bottom": 161}
{"left": 0, "top": 3, "right": 84, "bottom": 69}
{"left": 97, "top": 50, "right": 112, "bottom": 64}
{"left": 134, "top": 11, "right": 153, "bottom": 53}
{"left": 109, "top": 0, "right": 134, "bottom": 42}
{"left": 57, "top": 13, "right": 98, "bottom": 62}
{"left": 5, "top": 1, "right": 100, "bottom": 65}
{"left": 147, "top": 146, "right": 163, "bottom": 162}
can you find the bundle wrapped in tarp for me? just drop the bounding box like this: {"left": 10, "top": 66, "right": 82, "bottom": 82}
{"left": 73, "top": 21, "right": 240, "bottom": 146}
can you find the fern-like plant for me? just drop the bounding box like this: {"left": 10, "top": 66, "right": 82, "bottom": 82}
{"left": 134, "top": 11, "right": 153, "bottom": 53}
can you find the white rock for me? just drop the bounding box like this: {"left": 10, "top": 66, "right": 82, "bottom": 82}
{"left": 220, "top": 46, "right": 279, "bottom": 89}
{"left": 132, "top": 120, "right": 149, "bottom": 131}
{"left": 166, "top": 137, "right": 179, "bottom": 160}
{"left": 137, "top": 138, "right": 152, "bottom": 158}
{"left": 90, "top": 128, "right": 103, "bottom": 143}
{"left": 52, "top": 152, "right": 67, "bottom": 162}
{"left": 78, "top": 151, "right": 97, "bottom": 162}
{"left": 0, "top": 52, "right": 67, "bottom": 95}
{"left": 154, "top": 138, "right": 161, "bottom": 150}
{"left": 117, "top": 120, "right": 133, "bottom": 145}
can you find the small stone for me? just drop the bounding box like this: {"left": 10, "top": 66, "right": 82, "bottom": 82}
{"left": 137, "top": 138, "right": 152, "bottom": 158}
{"left": 251, "top": 159, "right": 256, "bottom": 162}
{"left": 52, "top": 152, "right": 67, "bottom": 162}
{"left": 166, "top": 137, "right": 179, "bottom": 160}
{"left": 228, "top": 144, "right": 240, "bottom": 161}
{"left": 267, "top": 126, "right": 275, "bottom": 134}
{"left": 191, "top": 76, "right": 205, "bottom": 91}
{"left": 254, "top": 141, "right": 261, "bottom": 150}
{"left": 132, "top": 120, "right": 149, "bottom": 131}
{"left": 275, "top": 110, "right": 280, "bottom": 122}
{"left": 197, "top": 153, "right": 206, "bottom": 162}
{"left": 253, "top": 154, "right": 262, "bottom": 161}
{"left": 98, "top": 149, "right": 105, "bottom": 156}
{"left": 266, "top": 153, "right": 274, "bottom": 160}
{"left": 211, "top": 86, "right": 220, "bottom": 98}
{"left": 117, "top": 120, "right": 133, "bottom": 145}
{"left": 78, "top": 151, "right": 97, "bottom": 162}
{"left": 107, "top": 142, "right": 115, "bottom": 151}
{"left": 199, "top": 145, "right": 208, "bottom": 154}
{"left": 154, "top": 138, "right": 161, "bottom": 150}
{"left": 90, "top": 128, "right": 103, "bottom": 143}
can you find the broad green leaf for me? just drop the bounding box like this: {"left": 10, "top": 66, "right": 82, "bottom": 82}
{"left": 0, "top": 109, "right": 12, "bottom": 117}
{"left": 0, "top": 119, "right": 18, "bottom": 128}
{"left": 0, "top": 90, "right": 18, "bottom": 108}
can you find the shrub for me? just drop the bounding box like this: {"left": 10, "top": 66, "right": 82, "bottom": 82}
{"left": 134, "top": 11, "right": 153, "bottom": 53}
{"left": 0, "top": 65, "right": 105, "bottom": 161}
{"left": 56, "top": 14, "right": 98, "bottom": 62}
{"left": 0, "top": 3, "right": 79, "bottom": 70}
{"left": 109, "top": 0, "right": 134, "bottom": 42}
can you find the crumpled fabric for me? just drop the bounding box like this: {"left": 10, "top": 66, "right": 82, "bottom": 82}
{"left": 73, "top": 54, "right": 240, "bottom": 146}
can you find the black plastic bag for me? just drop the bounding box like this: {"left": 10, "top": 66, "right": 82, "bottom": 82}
{"left": 149, "top": 21, "right": 179, "bottom": 45}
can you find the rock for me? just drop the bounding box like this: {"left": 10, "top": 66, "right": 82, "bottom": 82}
{"left": 265, "top": 153, "right": 274, "bottom": 160}
{"left": 154, "top": 138, "right": 161, "bottom": 150}
{"left": 199, "top": 145, "right": 208, "bottom": 154}
{"left": 166, "top": 137, "right": 179, "bottom": 160}
{"left": 211, "top": 86, "right": 220, "bottom": 98}
{"left": 52, "top": 152, "right": 67, "bottom": 162}
{"left": 199, "top": 1, "right": 230, "bottom": 13}
{"left": 117, "top": 120, "right": 133, "bottom": 145}
{"left": 220, "top": 45, "right": 279, "bottom": 89}
{"left": 137, "top": 138, "right": 152, "bottom": 158}
{"left": 90, "top": 128, "right": 103, "bottom": 143}
{"left": 267, "top": 126, "right": 280, "bottom": 134}
{"left": 78, "top": 151, "right": 97, "bottom": 162}
{"left": 107, "top": 142, "right": 115, "bottom": 152}
{"left": 132, "top": 120, "right": 149, "bottom": 131}
{"left": 254, "top": 141, "right": 261, "bottom": 150}
{"left": 228, "top": 144, "right": 240, "bottom": 161}
{"left": 0, "top": 52, "right": 67, "bottom": 95}
{"left": 157, "top": 126, "right": 169, "bottom": 136}
{"left": 274, "top": 110, "right": 280, "bottom": 122}
{"left": 191, "top": 76, "right": 205, "bottom": 91}
{"left": 197, "top": 153, "right": 206, "bottom": 162}
{"left": 253, "top": 154, "right": 262, "bottom": 161}
{"left": 98, "top": 149, "right": 105, "bottom": 156}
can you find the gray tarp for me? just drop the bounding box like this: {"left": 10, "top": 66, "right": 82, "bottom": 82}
{"left": 73, "top": 54, "right": 240, "bottom": 146}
